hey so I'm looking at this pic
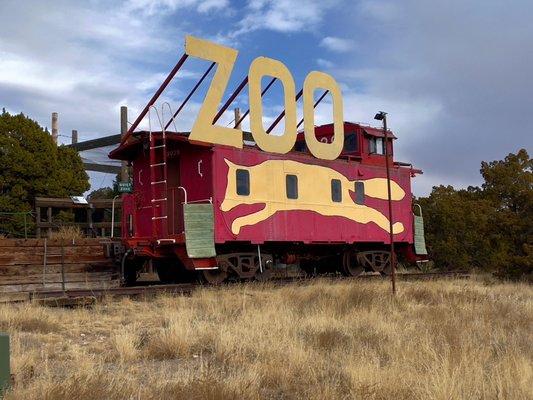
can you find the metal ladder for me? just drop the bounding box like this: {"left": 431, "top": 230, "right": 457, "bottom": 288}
{"left": 148, "top": 106, "right": 168, "bottom": 238}
{"left": 148, "top": 104, "right": 179, "bottom": 242}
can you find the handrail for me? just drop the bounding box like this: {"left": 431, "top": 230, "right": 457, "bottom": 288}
{"left": 162, "top": 102, "right": 178, "bottom": 133}
{"left": 187, "top": 198, "right": 212, "bottom": 204}
{"left": 177, "top": 186, "right": 188, "bottom": 204}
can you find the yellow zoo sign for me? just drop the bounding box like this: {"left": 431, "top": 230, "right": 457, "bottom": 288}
{"left": 185, "top": 36, "right": 345, "bottom": 160}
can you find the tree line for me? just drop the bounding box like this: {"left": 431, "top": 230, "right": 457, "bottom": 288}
{"left": 418, "top": 149, "right": 532, "bottom": 278}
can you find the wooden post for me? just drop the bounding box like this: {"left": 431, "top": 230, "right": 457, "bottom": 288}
{"left": 51, "top": 112, "right": 58, "bottom": 145}
{"left": 60, "top": 241, "right": 66, "bottom": 294}
{"left": 234, "top": 107, "right": 241, "bottom": 129}
{"left": 72, "top": 129, "right": 78, "bottom": 144}
{"left": 47, "top": 207, "right": 52, "bottom": 238}
{"left": 87, "top": 206, "right": 93, "bottom": 237}
{"left": 120, "top": 106, "right": 129, "bottom": 182}
{"left": 36, "top": 206, "right": 41, "bottom": 238}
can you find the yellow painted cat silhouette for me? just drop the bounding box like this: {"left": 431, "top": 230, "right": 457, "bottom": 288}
{"left": 220, "top": 159, "right": 405, "bottom": 235}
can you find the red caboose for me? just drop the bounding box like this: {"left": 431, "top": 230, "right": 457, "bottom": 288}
{"left": 109, "top": 122, "right": 427, "bottom": 283}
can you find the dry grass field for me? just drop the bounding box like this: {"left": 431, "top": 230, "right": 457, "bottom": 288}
{"left": 0, "top": 278, "right": 532, "bottom": 400}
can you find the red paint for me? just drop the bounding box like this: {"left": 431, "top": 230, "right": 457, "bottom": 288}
{"left": 111, "top": 122, "right": 421, "bottom": 268}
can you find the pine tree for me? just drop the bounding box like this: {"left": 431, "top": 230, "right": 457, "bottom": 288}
{"left": 0, "top": 110, "right": 90, "bottom": 236}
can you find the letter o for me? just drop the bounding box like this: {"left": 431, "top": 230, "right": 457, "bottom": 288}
{"left": 248, "top": 57, "right": 297, "bottom": 154}
{"left": 303, "top": 71, "right": 344, "bottom": 160}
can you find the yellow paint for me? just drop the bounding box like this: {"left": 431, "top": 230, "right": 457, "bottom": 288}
{"left": 221, "top": 159, "right": 405, "bottom": 235}
{"left": 185, "top": 35, "right": 243, "bottom": 148}
{"left": 303, "top": 71, "right": 344, "bottom": 160}
{"left": 249, "top": 57, "right": 297, "bottom": 153}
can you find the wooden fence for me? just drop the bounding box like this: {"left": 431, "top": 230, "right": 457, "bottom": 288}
{"left": 35, "top": 197, "right": 122, "bottom": 238}
{"left": 0, "top": 238, "right": 119, "bottom": 297}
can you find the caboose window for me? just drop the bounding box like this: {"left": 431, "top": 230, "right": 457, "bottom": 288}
{"left": 236, "top": 169, "right": 250, "bottom": 196}
{"left": 369, "top": 137, "right": 384, "bottom": 155}
{"left": 286, "top": 175, "right": 298, "bottom": 199}
{"left": 331, "top": 179, "right": 342, "bottom": 202}
{"left": 355, "top": 182, "right": 365, "bottom": 205}
{"left": 294, "top": 141, "right": 307, "bottom": 152}
{"left": 344, "top": 133, "right": 358, "bottom": 152}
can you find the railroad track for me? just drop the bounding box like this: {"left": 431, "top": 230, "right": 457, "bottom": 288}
{"left": 4, "top": 270, "right": 469, "bottom": 305}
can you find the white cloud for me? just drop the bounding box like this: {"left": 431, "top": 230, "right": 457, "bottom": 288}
{"left": 229, "top": 0, "right": 339, "bottom": 37}
{"left": 320, "top": 36, "right": 354, "bottom": 53}
{"left": 316, "top": 58, "right": 334, "bottom": 69}
{"left": 125, "top": 0, "right": 229, "bottom": 15}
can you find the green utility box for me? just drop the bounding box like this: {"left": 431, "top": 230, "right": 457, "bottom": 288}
{"left": 0, "top": 333, "right": 9, "bottom": 395}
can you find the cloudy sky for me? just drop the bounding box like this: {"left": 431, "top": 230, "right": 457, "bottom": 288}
{"left": 1, "top": 0, "right": 531, "bottom": 195}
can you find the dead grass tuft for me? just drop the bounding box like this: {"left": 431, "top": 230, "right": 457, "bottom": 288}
{"left": 0, "top": 304, "right": 59, "bottom": 333}
{"left": 49, "top": 226, "right": 84, "bottom": 240}
{"left": 1, "top": 278, "right": 532, "bottom": 400}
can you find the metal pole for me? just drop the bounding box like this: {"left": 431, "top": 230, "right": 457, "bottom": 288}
{"left": 296, "top": 90, "right": 329, "bottom": 129}
{"left": 121, "top": 53, "right": 189, "bottom": 144}
{"left": 382, "top": 113, "right": 397, "bottom": 294}
{"left": 164, "top": 62, "right": 216, "bottom": 130}
{"left": 212, "top": 76, "right": 249, "bottom": 124}
{"left": 111, "top": 195, "right": 119, "bottom": 238}
{"left": 266, "top": 89, "right": 303, "bottom": 133}
{"left": 235, "top": 77, "right": 277, "bottom": 128}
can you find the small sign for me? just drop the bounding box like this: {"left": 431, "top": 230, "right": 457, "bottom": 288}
{"left": 117, "top": 181, "right": 133, "bottom": 193}
{"left": 70, "top": 196, "right": 88, "bottom": 204}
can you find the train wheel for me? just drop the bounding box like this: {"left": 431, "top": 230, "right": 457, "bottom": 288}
{"left": 202, "top": 269, "right": 228, "bottom": 284}
{"left": 356, "top": 251, "right": 391, "bottom": 274}
{"left": 122, "top": 257, "right": 144, "bottom": 286}
{"left": 254, "top": 255, "right": 274, "bottom": 282}
{"left": 381, "top": 258, "right": 395, "bottom": 275}
{"left": 154, "top": 259, "right": 181, "bottom": 284}
{"left": 342, "top": 251, "right": 364, "bottom": 277}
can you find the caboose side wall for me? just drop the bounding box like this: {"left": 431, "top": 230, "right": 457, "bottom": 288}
{"left": 211, "top": 145, "right": 414, "bottom": 246}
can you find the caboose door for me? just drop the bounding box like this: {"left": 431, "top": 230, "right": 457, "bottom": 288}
{"left": 166, "top": 147, "right": 183, "bottom": 235}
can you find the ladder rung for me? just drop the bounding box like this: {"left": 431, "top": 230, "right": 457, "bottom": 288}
{"left": 150, "top": 145, "right": 166, "bottom": 149}
{"left": 151, "top": 198, "right": 167, "bottom": 203}
{"left": 151, "top": 180, "right": 167, "bottom": 185}
{"left": 150, "top": 162, "right": 166, "bottom": 167}
{"left": 152, "top": 216, "right": 168, "bottom": 220}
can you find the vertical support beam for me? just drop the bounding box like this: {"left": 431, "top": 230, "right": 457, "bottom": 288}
{"left": 36, "top": 206, "right": 41, "bottom": 238}
{"left": 234, "top": 108, "right": 241, "bottom": 129}
{"left": 87, "top": 205, "right": 93, "bottom": 238}
{"left": 375, "top": 111, "right": 396, "bottom": 295}
{"left": 71, "top": 129, "right": 78, "bottom": 145}
{"left": 0, "top": 333, "right": 9, "bottom": 395}
{"left": 120, "top": 106, "right": 129, "bottom": 182}
{"left": 60, "top": 241, "right": 66, "bottom": 294}
{"left": 51, "top": 112, "right": 58, "bottom": 145}
{"left": 47, "top": 207, "right": 52, "bottom": 238}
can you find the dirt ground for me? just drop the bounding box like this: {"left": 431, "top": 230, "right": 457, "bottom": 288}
{"left": 0, "top": 277, "right": 532, "bottom": 399}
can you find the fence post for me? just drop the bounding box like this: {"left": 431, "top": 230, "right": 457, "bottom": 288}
{"left": 0, "top": 333, "right": 10, "bottom": 395}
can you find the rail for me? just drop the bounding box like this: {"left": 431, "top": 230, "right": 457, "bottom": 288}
{"left": 0, "top": 270, "right": 472, "bottom": 303}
